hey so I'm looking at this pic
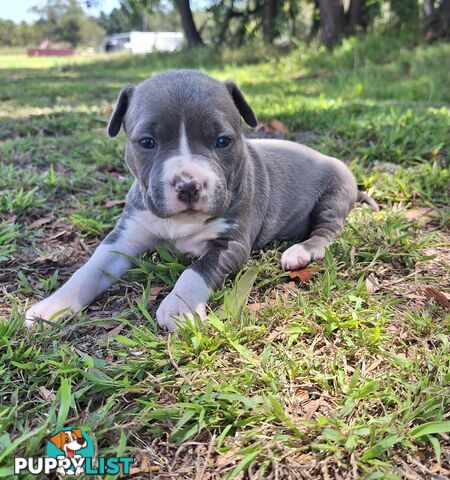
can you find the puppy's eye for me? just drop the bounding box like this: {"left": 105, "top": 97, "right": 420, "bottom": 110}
{"left": 215, "top": 136, "right": 231, "bottom": 148}
{"left": 138, "top": 137, "right": 156, "bottom": 149}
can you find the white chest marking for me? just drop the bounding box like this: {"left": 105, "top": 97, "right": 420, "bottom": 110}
{"left": 128, "top": 210, "right": 229, "bottom": 256}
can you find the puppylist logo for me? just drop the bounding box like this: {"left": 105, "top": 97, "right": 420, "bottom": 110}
{"left": 14, "top": 426, "right": 134, "bottom": 476}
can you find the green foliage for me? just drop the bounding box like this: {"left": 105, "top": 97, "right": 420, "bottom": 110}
{"left": 31, "top": 0, "right": 106, "bottom": 47}
{"left": 0, "top": 0, "right": 105, "bottom": 48}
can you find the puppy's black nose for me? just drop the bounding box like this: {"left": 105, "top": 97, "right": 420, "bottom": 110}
{"left": 176, "top": 181, "right": 202, "bottom": 204}
{"left": 76, "top": 438, "right": 86, "bottom": 446}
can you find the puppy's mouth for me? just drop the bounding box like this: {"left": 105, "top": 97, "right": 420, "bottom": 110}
{"left": 169, "top": 210, "right": 213, "bottom": 223}
{"left": 66, "top": 447, "right": 76, "bottom": 458}
{"left": 180, "top": 206, "right": 203, "bottom": 214}
{"left": 146, "top": 194, "right": 215, "bottom": 219}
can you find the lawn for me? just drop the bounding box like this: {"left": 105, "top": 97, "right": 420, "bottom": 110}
{"left": 0, "top": 32, "right": 449, "bottom": 479}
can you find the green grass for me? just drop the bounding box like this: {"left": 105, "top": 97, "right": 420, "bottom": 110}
{"left": 0, "top": 31, "right": 449, "bottom": 478}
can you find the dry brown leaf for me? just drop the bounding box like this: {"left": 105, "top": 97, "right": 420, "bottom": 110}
{"left": 102, "top": 105, "right": 113, "bottom": 116}
{"left": 301, "top": 392, "right": 330, "bottom": 420}
{"left": 294, "top": 389, "right": 309, "bottom": 402}
{"left": 216, "top": 447, "right": 241, "bottom": 467}
{"left": 267, "top": 326, "right": 285, "bottom": 342}
{"left": 366, "top": 357, "right": 383, "bottom": 373}
{"left": 404, "top": 207, "right": 439, "bottom": 224}
{"left": 52, "top": 219, "right": 69, "bottom": 228}
{"left": 430, "top": 464, "right": 450, "bottom": 475}
{"left": 106, "top": 323, "right": 126, "bottom": 337}
{"left": 424, "top": 286, "right": 450, "bottom": 309}
{"left": 38, "top": 386, "right": 56, "bottom": 401}
{"left": 104, "top": 199, "right": 126, "bottom": 208}
{"left": 262, "top": 123, "right": 276, "bottom": 134}
{"left": 269, "top": 119, "right": 287, "bottom": 134}
{"left": 149, "top": 285, "right": 165, "bottom": 303}
{"left": 97, "top": 324, "right": 126, "bottom": 346}
{"left": 248, "top": 303, "right": 263, "bottom": 312}
{"left": 257, "top": 119, "right": 287, "bottom": 135}
{"left": 365, "top": 274, "right": 380, "bottom": 295}
{"left": 29, "top": 216, "right": 53, "bottom": 229}
{"left": 288, "top": 266, "right": 318, "bottom": 282}
{"left": 129, "top": 455, "right": 159, "bottom": 475}
{"left": 47, "top": 230, "right": 68, "bottom": 241}
{"left": 303, "top": 399, "right": 323, "bottom": 420}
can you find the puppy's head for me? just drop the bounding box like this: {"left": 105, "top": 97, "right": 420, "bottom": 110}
{"left": 108, "top": 70, "right": 257, "bottom": 218}
{"left": 49, "top": 428, "right": 87, "bottom": 458}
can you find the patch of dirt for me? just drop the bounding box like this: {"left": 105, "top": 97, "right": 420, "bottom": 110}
{"left": 369, "top": 230, "right": 449, "bottom": 316}
{"left": 114, "top": 427, "right": 450, "bottom": 479}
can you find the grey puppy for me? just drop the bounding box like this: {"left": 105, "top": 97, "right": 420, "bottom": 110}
{"left": 26, "top": 70, "right": 375, "bottom": 330}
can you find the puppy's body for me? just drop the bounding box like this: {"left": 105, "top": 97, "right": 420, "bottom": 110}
{"left": 122, "top": 137, "right": 356, "bottom": 261}
{"left": 26, "top": 71, "right": 360, "bottom": 330}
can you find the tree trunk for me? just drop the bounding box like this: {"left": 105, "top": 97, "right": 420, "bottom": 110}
{"left": 288, "top": 0, "right": 297, "bottom": 37}
{"left": 318, "top": 0, "right": 345, "bottom": 49}
{"left": 175, "top": 0, "right": 203, "bottom": 48}
{"left": 346, "top": 0, "right": 367, "bottom": 33}
{"left": 425, "top": 0, "right": 450, "bottom": 40}
{"left": 217, "top": 0, "right": 236, "bottom": 45}
{"left": 423, "top": 0, "right": 435, "bottom": 17}
{"left": 436, "top": 0, "right": 450, "bottom": 36}
{"left": 309, "top": 0, "right": 321, "bottom": 40}
{"left": 262, "top": 0, "right": 277, "bottom": 43}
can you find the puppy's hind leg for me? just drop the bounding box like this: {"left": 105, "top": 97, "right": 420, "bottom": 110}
{"left": 281, "top": 187, "right": 355, "bottom": 271}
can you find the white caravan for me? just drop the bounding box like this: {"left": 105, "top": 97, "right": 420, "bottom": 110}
{"left": 104, "top": 31, "right": 184, "bottom": 54}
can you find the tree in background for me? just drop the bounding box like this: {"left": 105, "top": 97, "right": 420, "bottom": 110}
{"left": 112, "top": 0, "right": 203, "bottom": 45}
{"left": 423, "top": 0, "right": 450, "bottom": 40}
{"left": 98, "top": 4, "right": 137, "bottom": 33}
{"left": 0, "top": 0, "right": 449, "bottom": 50}
{"left": 97, "top": 0, "right": 180, "bottom": 33}
{"left": 262, "top": 0, "right": 279, "bottom": 43}
{"left": 31, "top": 0, "right": 105, "bottom": 46}
{"left": 346, "top": 0, "right": 368, "bottom": 33}
{"left": 317, "top": 0, "right": 345, "bottom": 48}
{"left": 175, "top": 0, "right": 204, "bottom": 46}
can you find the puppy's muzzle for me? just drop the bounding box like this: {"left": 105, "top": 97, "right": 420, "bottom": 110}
{"left": 160, "top": 156, "right": 219, "bottom": 215}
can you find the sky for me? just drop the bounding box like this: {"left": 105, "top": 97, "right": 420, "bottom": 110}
{"left": 0, "top": 0, "right": 120, "bottom": 23}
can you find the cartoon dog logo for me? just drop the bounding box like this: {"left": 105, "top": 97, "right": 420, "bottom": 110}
{"left": 13, "top": 426, "right": 134, "bottom": 476}
{"left": 49, "top": 428, "right": 87, "bottom": 459}
{"left": 47, "top": 427, "right": 93, "bottom": 476}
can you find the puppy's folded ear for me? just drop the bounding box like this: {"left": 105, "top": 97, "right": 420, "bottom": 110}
{"left": 107, "top": 86, "right": 134, "bottom": 137}
{"left": 49, "top": 432, "right": 65, "bottom": 450}
{"left": 225, "top": 81, "right": 258, "bottom": 128}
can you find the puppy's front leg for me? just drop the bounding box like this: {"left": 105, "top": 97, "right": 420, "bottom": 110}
{"left": 25, "top": 213, "right": 156, "bottom": 326}
{"left": 156, "top": 238, "right": 251, "bottom": 331}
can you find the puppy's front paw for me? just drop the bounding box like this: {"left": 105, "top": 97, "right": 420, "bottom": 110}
{"left": 56, "top": 466, "right": 66, "bottom": 476}
{"left": 25, "top": 293, "right": 80, "bottom": 328}
{"left": 156, "top": 269, "right": 209, "bottom": 331}
{"left": 75, "top": 466, "right": 84, "bottom": 476}
{"left": 156, "top": 291, "right": 206, "bottom": 331}
{"left": 281, "top": 244, "right": 311, "bottom": 270}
